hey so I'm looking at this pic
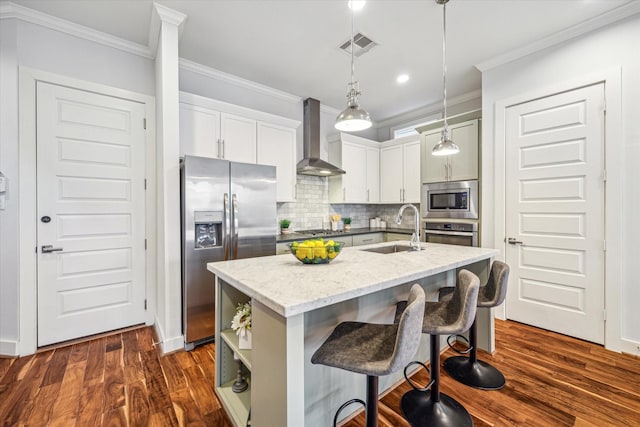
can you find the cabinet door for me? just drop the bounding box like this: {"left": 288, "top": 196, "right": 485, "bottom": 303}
{"left": 380, "top": 145, "right": 403, "bottom": 203}
{"left": 179, "top": 103, "right": 221, "bottom": 159}
{"left": 449, "top": 120, "right": 479, "bottom": 181}
{"left": 421, "top": 130, "right": 448, "bottom": 183}
{"left": 366, "top": 146, "right": 380, "bottom": 203}
{"left": 257, "top": 122, "right": 296, "bottom": 202}
{"left": 403, "top": 140, "right": 421, "bottom": 202}
{"left": 221, "top": 113, "right": 257, "bottom": 163}
{"left": 342, "top": 142, "right": 367, "bottom": 202}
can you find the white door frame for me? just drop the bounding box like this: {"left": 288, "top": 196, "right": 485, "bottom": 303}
{"left": 18, "top": 67, "right": 157, "bottom": 355}
{"left": 493, "top": 67, "right": 623, "bottom": 352}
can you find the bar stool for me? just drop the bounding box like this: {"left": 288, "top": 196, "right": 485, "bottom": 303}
{"left": 439, "top": 260, "right": 510, "bottom": 390}
{"left": 311, "top": 284, "right": 426, "bottom": 427}
{"left": 397, "top": 269, "right": 480, "bottom": 427}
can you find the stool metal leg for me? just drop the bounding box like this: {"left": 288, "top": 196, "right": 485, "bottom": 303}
{"left": 443, "top": 318, "right": 506, "bottom": 390}
{"left": 401, "top": 335, "right": 473, "bottom": 427}
{"left": 366, "top": 375, "right": 378, "bottom": 427}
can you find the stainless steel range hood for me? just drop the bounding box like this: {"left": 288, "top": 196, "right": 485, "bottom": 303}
{"left": 297, "top": 98, "right": 345, "bottom": 176}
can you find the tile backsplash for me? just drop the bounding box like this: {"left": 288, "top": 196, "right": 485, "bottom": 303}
{"left": 277, "top": 175, "right": 419, "bottom": 231}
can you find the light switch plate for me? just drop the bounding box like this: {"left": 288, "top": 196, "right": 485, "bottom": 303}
{"left": 0, "top": 194, "right": 5, "bottom": 210}
{"left": 0, "top": 176, "right": 6, "bottom": 193}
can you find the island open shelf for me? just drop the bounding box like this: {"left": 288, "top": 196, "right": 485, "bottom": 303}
{"left": 209, "top": 241, "right": 498, "bottom": 427}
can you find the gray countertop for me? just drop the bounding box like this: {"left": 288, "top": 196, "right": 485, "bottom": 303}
{"left": 207, "top": 242, "right": 498, "bottom": 318}
{"left": 277, "top": 227, "right": 414, "bottom": 243}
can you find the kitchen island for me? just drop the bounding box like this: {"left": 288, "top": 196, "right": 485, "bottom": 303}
{"left": 208, "top": 241, "right": 498, "bottom": 427}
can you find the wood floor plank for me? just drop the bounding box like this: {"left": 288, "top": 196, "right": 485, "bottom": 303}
{"left": 140, "top": 350, "right": 173, "bottom": 414}
{"left": 126, "top": 380, "right": 151, "bottom": 427}
{"left": 169, "top": 386, "right": 207, "bottom": 427}
{"left": 83, "top": 337, "right": 106, "bottom": 386}
{"left": 103, "top": 346, "right": 125, "bottom": 411}
{"left": 76, "top": 382, "right": 105, "bottom": 426}
{"left": 49, "top": 360, "right": 87, "bottom": 423}
{"left": 103, "top": 406, "right": 128, "bottom": 427}
{"left": 41, "top": 346, "right": 72, "bottom": 387}
{"left": 68, "top": 340, "right": 90, "bottom": 364}
{"left": 159, "top": 352, "right": 187, "bottom": 392}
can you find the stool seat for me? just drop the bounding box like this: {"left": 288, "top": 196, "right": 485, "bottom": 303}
{"left": 398, "top": 269, "right": 480, "bottom": 427}
{"left": 312, "top": 284, "right": 426, "bottom": 427}
{"left": 439, "top": 261, "right": 510, "bottom": 390}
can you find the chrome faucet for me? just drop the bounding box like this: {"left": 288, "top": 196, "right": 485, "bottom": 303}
{"left": 395, "top": 204, "right": 421, "bottom": 251}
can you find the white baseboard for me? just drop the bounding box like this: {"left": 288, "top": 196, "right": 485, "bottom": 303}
{"left": 153, "top": 319, "right": 184, "bottom": 355}
{"left": 0, "top": 339, "right": 19, "bottom": 357}
{"left": 620, "top": 338, "right": 640, "bottom": 357}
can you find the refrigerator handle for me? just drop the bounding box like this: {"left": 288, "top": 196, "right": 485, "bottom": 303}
{"left": 224, "top": 193, "right": 230, "bottom": 260}
{"left": 232, "top": 193, "right": 239, "bottom": 259}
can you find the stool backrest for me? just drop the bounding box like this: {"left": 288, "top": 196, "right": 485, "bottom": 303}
{"left": 387, "top": 284, "right": 426, "bottom": 374}
{"left": 447, "top": 270, "right": 480, "bottom": 334}
{"left": 479, "top": 261, "right": 510, "bottom": 308}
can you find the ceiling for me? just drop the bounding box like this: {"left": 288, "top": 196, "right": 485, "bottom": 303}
{"left": 9, "top": 0, "right": 636, "bottom": 123}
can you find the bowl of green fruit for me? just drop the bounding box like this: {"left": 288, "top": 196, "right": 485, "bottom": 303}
{"left": 287, "top": 239, "right": 344, "bottom": 264}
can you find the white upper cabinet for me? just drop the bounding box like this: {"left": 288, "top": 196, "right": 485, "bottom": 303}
{"left": 380, "top": 136, "right": 421, "bottom": 203}
{"left": 328, "top": 133, "right": 380, "bottom": 203}
{"left": 257, "top": 122, "right": 297, "bottom": 202}
{"left": 220, "top": 113, "right": 257, "bottom": 163}
{"left": 179, "top": 103, "right": 221, "bottom": 159}
{"left": 421, "top": 119, "right": 479, "bottom": 183}
{"left": 179, "top": 92, "right": 299, "bottom": 202}
{"left": 366, "top": 146, "right": 380, "bottom": 203}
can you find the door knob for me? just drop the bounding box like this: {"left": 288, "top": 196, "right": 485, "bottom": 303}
{"left": 42, "top": 245, "right": 63, "bottom": 253}
{"left": 507, "top": 237, "right": 523, "bottom": 245}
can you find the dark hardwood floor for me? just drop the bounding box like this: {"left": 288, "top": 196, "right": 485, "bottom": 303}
{"left": 0, "top": 320, "right": 638, "bottom": 426}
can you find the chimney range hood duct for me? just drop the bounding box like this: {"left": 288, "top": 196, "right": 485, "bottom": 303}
{"left": 297, "top": 98, "right": 346, "bottom": 176}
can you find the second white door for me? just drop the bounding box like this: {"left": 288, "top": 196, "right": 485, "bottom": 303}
{"left": 37, "top": 82, "right": 147, "bottom": 346}
{"left": 504, "top": 83, "right": 605, "bottom": 344}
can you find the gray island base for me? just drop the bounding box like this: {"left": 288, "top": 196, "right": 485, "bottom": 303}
{"left": 208, "top": 241, "right": 499, "bottom": 427}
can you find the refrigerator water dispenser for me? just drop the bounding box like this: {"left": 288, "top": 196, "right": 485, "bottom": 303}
{"left": 194, "top": 211, "right": 222, "bottom": 249}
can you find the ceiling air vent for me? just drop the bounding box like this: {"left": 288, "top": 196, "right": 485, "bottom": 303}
{"left": 339, "top": 32, "right": 378, "bottom": 58}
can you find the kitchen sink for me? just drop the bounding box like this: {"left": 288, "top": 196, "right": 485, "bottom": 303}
{"left": 360, "top": 244, "right": 414, "bottom": 254}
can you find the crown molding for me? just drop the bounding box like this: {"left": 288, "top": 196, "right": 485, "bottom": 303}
{"left": 475, "top": 1, "right": 640, "bottom": 72}
{"left": 149, "top": 3, "right": 187, "bottom": 55}
{"left": 179, "top": 58, "right": 303, "bottom": 104}
{"left": 0, "top": 1, "right": 154, "bottom": 59}
{"left": 375, "top": 89, "right": 482, "bottom": 128}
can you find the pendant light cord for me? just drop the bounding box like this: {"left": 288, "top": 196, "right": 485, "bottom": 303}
{"left": 442, "top": 0, "right": 448, "bottom": 130}
{"left": 350, "top": 6, "right": 355, "bottom": 85}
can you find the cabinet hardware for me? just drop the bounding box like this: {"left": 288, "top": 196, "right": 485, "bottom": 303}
{"left": 507, "top": 237, "right": 523, "bottom": 245}
{"left": 42, "top": 245, "right": 63, "bottom": 253}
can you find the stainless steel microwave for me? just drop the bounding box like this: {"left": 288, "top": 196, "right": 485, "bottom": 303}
{"left": 421, "top": 180, "right": 478, "bottom": 219}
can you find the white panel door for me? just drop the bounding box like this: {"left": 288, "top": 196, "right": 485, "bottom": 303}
{"left": 221, "top": 112, "right": 257, "bottom": 163}
{"left": 257, "top": 121, "right": 296, "bottom": 202}
{"left": 36, "top": 82, "right": 146, "bottom": 346}
{"left": 505, "top": 83, "right": 605, "bottom": 344}
{"left": 179, "top": 103, "right": 221, "bottom": 159}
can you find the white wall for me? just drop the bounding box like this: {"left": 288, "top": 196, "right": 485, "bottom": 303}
{"left": 0, "top": 18, "right": 155, "bottom": 354}
{"left": 481, "top": 14, "right": 640, "bottom": 349}
{"left": 0, "top": 19, "right": 20, "bottom": 354}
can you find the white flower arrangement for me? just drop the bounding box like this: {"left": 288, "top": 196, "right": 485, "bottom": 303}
{"left": 231, "top": 302, "right": 252, "bottom": 338}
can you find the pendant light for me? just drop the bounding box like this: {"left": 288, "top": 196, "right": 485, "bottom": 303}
{"left": 335, "top": 1, "right": 372, "bottom": 132}
{"left": 432, "top": 0, "right": 459, "bottom": 156}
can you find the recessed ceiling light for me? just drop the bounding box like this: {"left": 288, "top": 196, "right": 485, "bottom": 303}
{"left": 397, "top": 74, "right": 410, "bottom": 84}
{"left": 348, "top": 1, "right": 366, "bottom": 11}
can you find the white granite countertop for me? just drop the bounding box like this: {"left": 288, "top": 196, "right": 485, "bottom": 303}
{"left": 207, "top": 242, "right": 498, "bottom": 318}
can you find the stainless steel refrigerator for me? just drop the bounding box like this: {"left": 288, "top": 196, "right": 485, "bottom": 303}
{"left": 180, "top": 155, "right": 277, "bottom": 350}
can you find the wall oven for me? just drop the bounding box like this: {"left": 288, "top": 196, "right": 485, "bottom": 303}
{"left": 421, "top": 180, "right": 478, "bottom": 220}
{"left": 423, "top": 222, "right": 478, "bottom": 247}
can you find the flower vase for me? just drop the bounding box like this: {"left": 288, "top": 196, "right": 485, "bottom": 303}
{"left": 238, "top": 329, "right": 252, "bottom": 350}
